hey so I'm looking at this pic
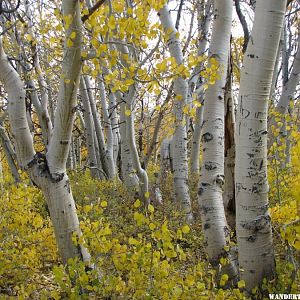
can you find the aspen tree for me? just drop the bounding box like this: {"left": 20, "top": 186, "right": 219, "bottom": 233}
{"left": 158, "top": 4, "right": 193, "bottom": 222}
{"left": 198, "top": 0, "right": 238, "bottom": 279}
{"left": 235, "top": 0, "right": 286, "bottom": 289}
{"left": 0, "top": 0, "right": 91, "bottom": 264}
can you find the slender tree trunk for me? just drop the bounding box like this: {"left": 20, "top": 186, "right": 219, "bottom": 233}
{"left": 85, "top": 76, "right": 115, "bottom": 179}
{"left": 198, "top": 0, "right": 237, "bottom": 279}
{"left": 235, "top": 0, "right": 286, "bottom": 289}
{"left": 97, "top": 76, "right": 117, "bottom": 178}
{"left": 190, "top": 0, "right": 212, "bottom": 175}
{"left": 80, "top": 78, "right": 99, "bottom": 178}
{"left": 158, "top": 4, "right": 193, "bottom": 222}
{"left": 124, "top": 87, "right": 149, "bottom": 202}
{"left": 108, "top": 92, "right": 120, "bottom": 164}
{"left": 144, "top": 86, "right": 172, "bottom": 168}
{"left": 119, "top": 98, "right": 140, "bottom": 190}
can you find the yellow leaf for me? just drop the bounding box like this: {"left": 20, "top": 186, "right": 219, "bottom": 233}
{"left": 220, "top": 274, "right": 229, "bottom": 286}
{"left": 145, "top": 191, "right": 150, "bottom": 199}
{"left": 66, "top": 38, "right": 73, "bottom": 47}
{"left": 238, "top": 280, "right": 246, "bottom": 289}
{"left": 182, "top": 225, "right": 190, "bottom": 234}
{"left": 149, "top": 223, "right": 156, "bottom": 230}
{"left": 133, "top": 199, "right": 141, "bottom": 208}
{"left": 83, "top": 8, "right": 89, "bottom": 16}
{"left": 128, "top": 237, "right": 139, "bottom": 245}
{"left": 70, "top": 31, "right": 76, "bottom": 39}
{"left": 125, "top": 109, "right": 131, "bottom": 117}
{"left": 101, "top": 200, "right": 108, "bottom": 207}
{"left": 25, "top": 34, "right": 33, "bottom": 42}
{"left": 148, "top": 204, "right": 154, "bottom": 213}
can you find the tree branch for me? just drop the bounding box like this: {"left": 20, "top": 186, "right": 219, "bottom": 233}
{"left": 81, "top": 0, "right": 106, "bottom": 23}
{"left": 234, "top": 0, "right": 249, "bottom": 53}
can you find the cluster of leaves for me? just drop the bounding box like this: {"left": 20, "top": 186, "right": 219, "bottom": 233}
{"left": 0, "top": 178, "right": 58, "bottom": 298}
{"left": 267, "top": 108, "right": 300, "bottom": 294}
{"left": 0, "top": 165, "right": 298, "bottom": 299}
{"left": 268, "top": 108, "right": 300, "bottom": 252}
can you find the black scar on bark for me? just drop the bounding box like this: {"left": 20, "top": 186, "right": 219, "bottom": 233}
{"left": 198, "top": 186, "right": 204, "bottom": 196}
{"left": 204, "top": 223, "right": 210, "bottom": 230}
{"left": 64, "top": 179, "right": 71, "bottom": 193}
{"left": 247, "top": 235, "right": 256, "bottom": 242}
{"left": 205, "top": 161, "right": 217, "bottom": 170}
{"left": 202, "top": 132, "right": 213, "bottom": 142}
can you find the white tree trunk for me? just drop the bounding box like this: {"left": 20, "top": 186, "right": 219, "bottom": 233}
{"left": 235, "top": 0, "right": 286, "bottom": 289}
{"left": 108, "top": 92, "right": 120, "bottom": 164}
{"left": 29, "top": 166, "right": 90, "bottom": 264}
{"left": 119, "top": 97, "right": 140, "bottom": 190}
{"left": 0, "top": 0, "right": 92, "bottom": 265}
{"left": 46, "top": 0, "right": 83, "bottom": 180}
{"left": 190, "top": 0, "right": 212, "bottom": 174}
{"left": 198, "top": 0, "right": 237, "bottom": 278}
{"left": 98, "top": 76, "right": 117, "bottom": 178}
{"left": 84, "top": 76, "right": 116, "bottom": 179}
{"left": 0, "top": 39, "right": 35, "bottom": 167}
{"left": 158, "top": 4, "right": 193, "bottom": 222}
{"left": 80, "top": 78, "right": 99, "bottom": 178}
{"left": 124, "top": 87, "right": 149, "bottom": 202}
{"left": 277, "top": 31, "right": 300, "bottom": 113}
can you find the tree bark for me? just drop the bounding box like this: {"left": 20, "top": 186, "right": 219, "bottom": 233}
{"left": 235, "top": 0, "right": 286, "bottom": 289}
{"left": 190, "top": 0, "right": 212, "bottom": 175}
{"left": 198, "top": 0, "right": 237, "bottom": 279}
{"left": 79, "top": 78, "right": 99, "bottom": 178}
{"left": 0, "top": 0, "right": 92, "bottom": 265}
{"left": 158, "top": 4, "right": 193, "bottom": 223}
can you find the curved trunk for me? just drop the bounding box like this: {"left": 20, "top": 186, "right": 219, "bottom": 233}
{"left": 124, "top": 87, "right": 149, "bottom": 201}
{"left": 29, "top": 166, "right": 90, "bottom": 264}
{"left": 235, "top": 0, "right": 286, "bottom": 289}
{"left": 198, "top": 0, "right": 237, "bottom": 279}
{"left": 0, "top": 0, "right": 92, "bottom": 265}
